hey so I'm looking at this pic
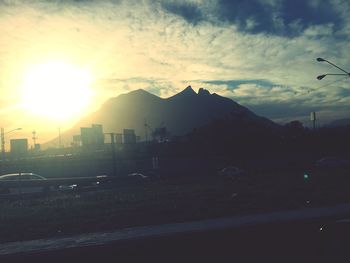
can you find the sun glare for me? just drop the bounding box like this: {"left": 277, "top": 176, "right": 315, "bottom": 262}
{"left": 20, "top": 61, "right": 93, "bottom": 120}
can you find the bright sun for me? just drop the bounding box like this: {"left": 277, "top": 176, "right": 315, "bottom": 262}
{"left": 20, "top": 61, "right": 93, "bottom": 120}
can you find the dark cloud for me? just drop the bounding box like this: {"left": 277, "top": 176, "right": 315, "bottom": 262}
{"left": 214, "top": 0, "right": 280, "bottom": 34}
{"left": 280, "top": 0, "right": 339, "bottom": 27}
{"left": 161, "top": 1, "right": 203, "bottom": 25}
{"left": 161, "top": 0, "right": 342, "bottom": 37}
{"left": 336, "top": 88, "right": 350, "bottom": 97}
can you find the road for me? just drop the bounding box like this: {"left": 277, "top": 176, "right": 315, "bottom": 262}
{"left": 2, "top": 203, "right": 350, "bottom": 262}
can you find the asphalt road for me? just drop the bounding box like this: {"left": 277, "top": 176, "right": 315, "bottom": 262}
{"left": 2, "top": 203, "right": 350, "bottom": 262}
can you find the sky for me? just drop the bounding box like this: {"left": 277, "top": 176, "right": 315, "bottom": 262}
{"left": 1, "top": 0, "right": 350, "bottom": 145}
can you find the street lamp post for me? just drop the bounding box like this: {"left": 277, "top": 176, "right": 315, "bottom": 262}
{"left": 105, "top": 132, "right": 117, "bottom": 177}
{"left": 316, "top": 57, "right": 350, "bottom": 80}
{"left": 1, "top": 128, "right": 22, "bottom": 160}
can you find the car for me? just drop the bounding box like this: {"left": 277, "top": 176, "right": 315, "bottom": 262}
{"left": 0, "top": 173, "right": 83, "bottom": 195}
{"left": 0, "top": 172, "right": 46, "bottom": 181}
{"left": 58, "top": 184, "right": 78, "bottom": 191}
{"left": 0, "top": 172, "right": 50, "bottom": 195}
{"left": 218, "top": 166, "right": 245, "bottom": 179}
{"left": 127, "top": 172, "right": 148, "bottom": 179}
{"left": 315, "top": 157, "right": 350, "bottom": 169}
{"left": 95, "top": 174, "right": 110, "bottom": 183}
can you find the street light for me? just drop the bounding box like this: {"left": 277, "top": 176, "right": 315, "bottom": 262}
{"left": 316, "top": 57, "right": 350, "bottom": 80}
{"left": 1, "top": 127, "right": 22, "bottom": 159}
{"left": 5, "top": 128, "right": 22, "bottom": 134}
{"left": 317, "top": 73, "right": 348, "bottom": 80}
{"left": 104, "top": 132, "right": 117, "bottom": 177}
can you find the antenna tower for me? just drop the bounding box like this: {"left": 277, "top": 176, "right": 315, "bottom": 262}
{"left": 32, "top": 130, "right": 37, "bottom": 147}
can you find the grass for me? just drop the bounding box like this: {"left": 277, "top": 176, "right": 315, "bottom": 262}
{"left": 1, "top": 170, "right": 350, "bottom": 244}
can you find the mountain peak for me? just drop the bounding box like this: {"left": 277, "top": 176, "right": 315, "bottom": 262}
{"left": 128, "top": 89, "right": 153, "bottom": 96}
{"left": 198, "top": 88, "right": 210, "bottom": 96}
{"left": 181, "top": 85, "right": 197, "bottom": 95}
{"left": 121, "top": 89, "right": 161, "bottom": 101}
{"left": 168, "top": 85, "right": 197, "bottom": 100}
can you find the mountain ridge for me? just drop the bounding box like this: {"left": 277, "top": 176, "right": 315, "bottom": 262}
{"left": 327, "top": 118, "right": 350, "bottom": 128}
{"left": 45, "top": 86, "right": 279, "bottom": 147}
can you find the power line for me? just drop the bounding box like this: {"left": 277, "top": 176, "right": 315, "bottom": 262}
{"left": 317, "top": 75, "right": 349, "bottom": 90}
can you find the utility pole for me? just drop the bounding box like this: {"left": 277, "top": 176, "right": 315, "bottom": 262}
{"left": 310, "top": 112, "right": 316, "bottom": 131}
{"left": 58, "top": 127, "right": 62, "bottom": 148}
{"left": 1, "top": 127, "right": 21, "bottom": 159}
{"left": 105, "top": 133, "right": 117, "bottom": 176}
{"left": 32, "top": 130, "right": 37, "bottom": 148}
{"left": 1, "top": 128, "right": 4, "bottom": 160}
{"left": 144, "top": 119, "right": 148, "bottom": 142}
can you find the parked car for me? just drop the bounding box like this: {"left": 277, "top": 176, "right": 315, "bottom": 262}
{"left": 0, "top": 173, "right": 50, "bottom": 195}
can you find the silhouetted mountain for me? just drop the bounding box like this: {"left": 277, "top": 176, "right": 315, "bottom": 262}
{"left": 327, "top": 118, "right": 350, "bottom": 128}
{"left": 46, "top": 86, "right": 280, "bottom": 146}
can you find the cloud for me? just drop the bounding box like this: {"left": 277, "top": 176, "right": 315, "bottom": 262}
{"left": 154, "top": 0, "right": 343, "bottom": 37}
{"left": 160, "top": 1, "right": 203, "bottom": 25}
{"left": 202, "top": 79, "right": 276, "bottom": 90}
{"left": 0, "top": 0, "right": 350, "bottom": 137}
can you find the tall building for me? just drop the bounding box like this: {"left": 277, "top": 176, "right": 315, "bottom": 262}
{"left": 115, "top": 133, "right": 123, "bottom": 145}
{"left": 10, "top": 139, "right": 28, "bottom": 157}
{"left": 72, "top": 135, "right": 82, "bottom": 146}
{"left": 123, "top": 129, "right": 136, "bottom": 144}
{"left": 80, "top": 124, "right": 104, "bottom": 148}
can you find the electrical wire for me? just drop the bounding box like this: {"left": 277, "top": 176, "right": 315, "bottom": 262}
{"left": 317, "top": 75, "right": 349, "bottom": 90}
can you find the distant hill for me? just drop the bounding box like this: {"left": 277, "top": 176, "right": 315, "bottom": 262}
{"left": 327, "top": 118, "right": 350, "bottom": 128}
{"left": 45, "top": 86, "right": 279, "bottom": 147}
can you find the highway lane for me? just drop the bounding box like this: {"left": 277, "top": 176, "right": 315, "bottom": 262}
{"left": 2, "top": 203, "right": 350, "bottom": 262}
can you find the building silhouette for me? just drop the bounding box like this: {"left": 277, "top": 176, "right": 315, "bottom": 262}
{"left": 80, "top": 124, "right": 104, "bottom": 149}
{"left": 10, "top": 139, "right": 28, "bottom": 157}
{"left": 115, "top": 133, "right": 123, "bottom": 145}
{"left": 123, "top": 129, "right": 136, "bottom": 144}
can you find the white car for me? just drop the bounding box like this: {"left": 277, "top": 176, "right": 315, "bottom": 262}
{"left": 0, "top": 173, "right": 50, "bottom": 195}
